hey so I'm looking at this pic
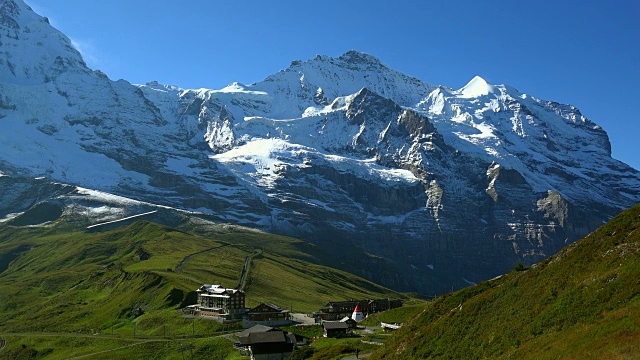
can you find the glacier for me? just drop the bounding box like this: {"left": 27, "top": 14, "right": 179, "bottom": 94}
{"left": 1, "top": 0, "right": 639, "bottom": 294}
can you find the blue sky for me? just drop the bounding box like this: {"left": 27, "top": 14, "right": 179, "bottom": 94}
{"left": 26, "top": 0, "right": 640, "bottom": 170}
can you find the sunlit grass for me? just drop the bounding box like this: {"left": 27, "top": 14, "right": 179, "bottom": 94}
{"left": 0, "top": 220, "right": 408, "bottom": 358}
{"left": 371, "top": 204, "right": 640, "bottom": 359}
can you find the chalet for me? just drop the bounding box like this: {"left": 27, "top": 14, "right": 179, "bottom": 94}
{"left": 339, "top": 317, "right": 358, "bottom": 330}
{"left": 243, "top": 302, "right": 292, "bottom": 328}
{"left": 192, "top": 284, "right": 246, "bottom": 321}
{"left": 318, "top": 299, "right": 402, "bottom": 320}
{"left": 322, "top": 321, "right": 348, "bottom": 338}
{"left": 236, "top": 325, "right": 278, "bottom": 338}
{"left": 237, "top": 330, "right": 295, "bottom": 360}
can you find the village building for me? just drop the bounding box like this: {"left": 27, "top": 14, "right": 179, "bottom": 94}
{"left": 237, "top": 329, "right": 295, "bottom": 360}
{"left": 243, "top": 302, "right": 292, "bottom": 328}
{"left": 339, "top": 316, "right": 358, "bottom": 330}
{"left": 236, "top": 325, "right": 279, "bottom": 338}
{"left": 322, "top": 321, "right": 349, "bottom": 338}
{"left": 316, "top": 299, "right": 402, "bottom": 320}
{"left": 351, "top": 304, "right": 364, "bottom": 322}
{"left": 187, "top": 284, "right": 246, "bottom": 322}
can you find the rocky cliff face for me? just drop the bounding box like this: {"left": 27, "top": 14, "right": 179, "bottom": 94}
{"left": 1, "top": 0, "right": 639, "bottom": 294}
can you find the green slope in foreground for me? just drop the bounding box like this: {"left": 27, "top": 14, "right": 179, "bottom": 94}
{"left": 372, "top": 204, "right": 640, "bottom": 359}
{"left": 0, "top": 221, "right": 405, "bottom": 345}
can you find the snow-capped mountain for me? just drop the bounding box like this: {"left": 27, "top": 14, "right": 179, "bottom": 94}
{"left": 2, "top": 0, "right": 639, "bottom": 294}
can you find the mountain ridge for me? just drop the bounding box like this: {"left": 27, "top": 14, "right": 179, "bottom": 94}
{"left": 1, "top": 0, "right": 639, "bottom": 295}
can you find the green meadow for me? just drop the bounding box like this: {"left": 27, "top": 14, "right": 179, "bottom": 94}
{"left": 0, "top": 220, "right": 406, "bottom": 359}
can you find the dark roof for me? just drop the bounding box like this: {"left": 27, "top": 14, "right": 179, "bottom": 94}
{"left": 248, "top": 302, "right": 288, "bottom": 313}
{"left": 323, "top": 321, "right": 348, "bottom": 330}
{"left": 324, "top": 299, "right": 402, "bottom": 306}
{"left": 325, "top": 300, "right": 361, "bottom": 307}
{"left": 321, "top": 299, "right": 403, "bottom": 313}
{"left": 237, "top": 330, "right": 289, "bottom": 346}
{"left": 236, "top": 324, "right": 275, "bottom": 338}
{"left": 263, "top": 302, "right": 283, "bottom": 311}
{"left": 247, "top": 331, "right": 287, "bottom": 344}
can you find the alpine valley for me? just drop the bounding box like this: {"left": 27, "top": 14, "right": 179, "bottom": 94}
{"left": 1, "top": 0, "right": 639, "bottom": 296}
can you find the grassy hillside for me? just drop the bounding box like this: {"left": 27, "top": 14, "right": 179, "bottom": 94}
{"left": 371, "top": 204, "right": 640, "bottom": 359}
{"left": 0, "top": 220, "right": 406, "bottom": 358}
{"left": 359, "top": 304, "right": 427, "bottom": 326}
{"left": 0, "top": 221, "right": 241, "bottom": 334}
{"left": 0, "top": 335, "right": 242, "bottom": 360}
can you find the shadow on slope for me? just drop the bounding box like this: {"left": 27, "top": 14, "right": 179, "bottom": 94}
{"left": 372, "top": 203, "right": 640, "bottom": 359}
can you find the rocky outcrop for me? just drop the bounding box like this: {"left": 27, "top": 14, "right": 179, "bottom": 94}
{"left": 0, "top": 1, "right": 639, "bottom": 295}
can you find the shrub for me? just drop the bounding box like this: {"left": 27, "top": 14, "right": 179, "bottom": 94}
{"left": 290, "top": 346, "right": 316, "bottom": 359}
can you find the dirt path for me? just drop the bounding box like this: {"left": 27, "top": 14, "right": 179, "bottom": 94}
{"left": 65, "top": 340, "right": 164, "bottom": 359}
{"left": 236, "top": 250, "right": 260, "bottom": 290}
{"left": 176, "top": 244, "right": 232, "bottom": 272}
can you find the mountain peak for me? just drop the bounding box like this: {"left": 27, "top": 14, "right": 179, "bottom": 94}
{"left": 0, "top": 0, "right": 86, "bottom": 84}
{"left": 2, "top": 4, "right": 639, "bottom": 300}
{"left": 458, "top": 75, "right": 495, "bottom": 98}
{"left": 337, "top": 50, "right": 383, "bottom": 66}
{"left": 347, "top": 86, "right": 393, "bottom": 107}
{"left": 256, "top": 50, "right": 435, "bottom": 115}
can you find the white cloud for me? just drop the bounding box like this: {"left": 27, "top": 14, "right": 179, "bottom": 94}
{"left": 68, "top": 38, "right": 120, "bottom": 80}
{"left": 70, "top": 38, "right": 100, "bottom": 68}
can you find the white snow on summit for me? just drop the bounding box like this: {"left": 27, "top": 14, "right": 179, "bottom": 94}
{"left": 458, "top": 76, "right": 495, "bottom": 98}
{"left": 1, "top": 0, "right": 639, "bottom": 257}
{"left": 216, "top": 82, "right": 268, "bottom": 95}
